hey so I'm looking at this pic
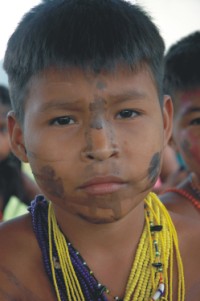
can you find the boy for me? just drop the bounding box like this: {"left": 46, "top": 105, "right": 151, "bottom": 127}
{"left": 0, "top": 1, "right": 200, "bottom": 300}
{"left": 161, "top": 32, "right": 200, "bottom": 219}
{"left": 0, "top": 85, "right": 39, "bottom": 220}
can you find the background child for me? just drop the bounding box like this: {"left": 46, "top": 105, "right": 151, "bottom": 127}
{"left": 0, "top": 1, "right": 200, "bottom": 300}
{"left": 161, "top": 31, "right": 200, "bottom": 219}
{"left": 0, "top": 84, "right": 40, "bottom": 221}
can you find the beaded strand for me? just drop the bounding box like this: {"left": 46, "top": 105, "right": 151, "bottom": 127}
{"left": 28, "top": 192, "right": 185, "bottom": 301}
{"left": 166, "top": 188, "right": 200, "bottom": 212}
{"left": 189, "top": 174, "right": 200, "bottom": 199}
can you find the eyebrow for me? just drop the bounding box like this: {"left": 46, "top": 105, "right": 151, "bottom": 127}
{"left": 183, "top": 107, "right": 200, "bottom": 115}
{"left": 39, "top": 99, "right": 83, "bottom": 112}
{"left": 39, "top": 89, "right": 147, "bottom": 112}
{"left": 108, "top": 89, "right": 147, "bottom": 103}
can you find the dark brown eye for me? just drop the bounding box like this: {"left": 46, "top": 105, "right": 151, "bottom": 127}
{"left": 117, "top": 109, "right": 138, "bottom": 119}
{"left": 190, "top": 118, "right": 200, "bottom": 126}
{"left": 50, "top": 116, "right": 75, "bottom": 125}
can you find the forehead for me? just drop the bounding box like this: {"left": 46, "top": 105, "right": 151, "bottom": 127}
{"left": 173, "top": 88, "right": 200, "bottom": 113}
{"left": 28, "top": 65, "right": 158, "bottom": 101}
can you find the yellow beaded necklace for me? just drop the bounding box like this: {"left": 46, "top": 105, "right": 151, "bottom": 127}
{"left": 48, "top": 192, "right": 185, "bottom": 301}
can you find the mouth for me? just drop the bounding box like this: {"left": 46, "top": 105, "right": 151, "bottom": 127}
{"left": 78, "top": 176, "right": 127, "bottom": 195}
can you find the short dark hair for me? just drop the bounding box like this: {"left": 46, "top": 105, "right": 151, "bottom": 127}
{"left": 4, "top": 0, "right": 165, "bottom": 122}
{"left": 0, "top": 85, "right": 11, "bottom": 107}
{"left": 164, "top": 31, "right": 200, "bottom": 106}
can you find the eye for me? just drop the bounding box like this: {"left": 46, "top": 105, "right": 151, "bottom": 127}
{"left": 116, "top": 109, "right": 139, "bottom": 119}
{"left": 50, "top": 116, "right": 76, "bottom": 126}
{"left": 189, "top": 117, "right": 200, "bottom": 126}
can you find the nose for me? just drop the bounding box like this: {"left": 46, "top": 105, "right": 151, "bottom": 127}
{"left": 81, "top": 126, "right": 119, "bottom": 161}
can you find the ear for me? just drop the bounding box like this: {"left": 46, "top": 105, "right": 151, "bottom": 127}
{"left": 162, "top": 95, "right": 173, "bottom": 148}
{"left": 7, "top": 111, "right": 29, "bottom": 163}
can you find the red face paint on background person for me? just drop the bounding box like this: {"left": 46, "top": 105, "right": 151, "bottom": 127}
{"left": 173, "top": 88, "right": 200, "bottom": 180}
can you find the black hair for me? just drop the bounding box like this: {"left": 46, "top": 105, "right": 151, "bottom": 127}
{"left": 4, "top": 0, "right": 165, "bottom": 122}
{"left": 164, "top": 31, "right": 200, "bottom": 105}
{"left": 0, "top": 85, "right": 11, "bottom": 107}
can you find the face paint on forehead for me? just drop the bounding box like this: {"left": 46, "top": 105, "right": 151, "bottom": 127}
{"left": 181, "top": 90, "right": 200, "bottom": 102}
{"left": 89, "top": 97, "right": 107, "bottom": 112}
{"left": 33, "top": 165, "right": 65, "bottom": 199}
{"left": 96, "top": 81, "right": 107, "bottom": 90}
{"left": 148, "top": 152, "right": 161, "bottom": 185}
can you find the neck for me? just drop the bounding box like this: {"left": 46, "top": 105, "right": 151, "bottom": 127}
{"left": 52, "top": 200, "right": 145, "bottom": 299}
{"left": 53, "top": 200, "right": 145, "bottom": 255}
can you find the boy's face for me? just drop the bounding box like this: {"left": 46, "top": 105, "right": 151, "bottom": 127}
{"left": 8, "top": 66, "right": 172, "bottom": 223}
{"left": 0, "top": 104, "right": 10, "bottom": 161}
{"left": 173, "top": 88, "right": 200, "bottom": 179}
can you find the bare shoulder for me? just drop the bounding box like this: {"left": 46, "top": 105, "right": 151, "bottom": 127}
{"left": 0, "top": 214, "right": 36, "bottom": 266}
{"left": 0, "top": 214, "right": 55, "bottom": 301}
{"left": 169, "top": 211, "right": 200, "bottom": 300}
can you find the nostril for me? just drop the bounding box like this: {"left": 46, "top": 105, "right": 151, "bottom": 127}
{"left": 87, "top": 154, "right": 94, "bottom": 160}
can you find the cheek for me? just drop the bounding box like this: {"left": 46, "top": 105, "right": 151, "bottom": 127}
{"left": 122, "top": 131, "right": 162, "bottom": 182}
{"left": 24, "top": 128, "right": 78, "bottom": 163}
{"left": 30, "top": 162, "right": 65, "bottom": 200}
{"left": 179, "top": 129, "right": 200, "bottom": 164}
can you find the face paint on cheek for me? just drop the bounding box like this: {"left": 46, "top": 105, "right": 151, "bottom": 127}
{"left": 148, "top": 152, "right": 161, "bottom": 185}
{"left": 33, "top": 165, "right": 65, "bottom": 199}
{"left": 180, "top": 139, "right": 191, "bottom": 158}
{"left": 181, "top": 135, "right": 200, "bottom": 165}
{"left": 191, "top": 145, "right": 200, "bottom": 164}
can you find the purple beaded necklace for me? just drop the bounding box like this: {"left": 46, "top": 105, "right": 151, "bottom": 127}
{"left": 29, "top": 196, "right": 121, "bottom": 301}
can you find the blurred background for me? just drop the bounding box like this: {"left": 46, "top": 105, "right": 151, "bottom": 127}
{"left": 0, "top": 0, "right": 200, "bottom": 84}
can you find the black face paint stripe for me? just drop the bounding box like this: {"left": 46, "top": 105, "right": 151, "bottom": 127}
{"left": 34, "top": 166, "right": 65, "bottom": 198}
{"left": 96, "top": 81, "right": 107, "bottom": 90}
{"left": 148, "top": 152, "right": 161, "bottom": 185}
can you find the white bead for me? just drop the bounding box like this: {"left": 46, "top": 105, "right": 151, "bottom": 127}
{"left": 152, "top": 283, "right": 165, "bottom": 300}
{"left": 152, "top": 291, "right": 161, "bottom": 300}
{"left": 159, "top": 283, "right": 165, "bottom": 293}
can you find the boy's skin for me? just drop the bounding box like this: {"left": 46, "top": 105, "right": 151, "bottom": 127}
{"left": 0, "top": 64, "right": 200, "bottom": 301}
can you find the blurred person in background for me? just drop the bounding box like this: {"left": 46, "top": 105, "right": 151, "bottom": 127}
{"left": 160, "top": 31, "right": 200, "bottom": 219}
{"left": 0, "top": 84, "right": 40, "bottom": 221}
